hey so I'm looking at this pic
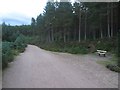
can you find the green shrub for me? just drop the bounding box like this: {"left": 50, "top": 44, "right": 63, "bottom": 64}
{"left": 24, "top": 36, "right": 40, "bottom": 45}
{"left": 97, "top": 56, "right": 119, "bottom": 72}
{"left": 95, "top": 38, "right": 117, "bottom": 52}
{"left": 2, "top": 35, "right": 27, "bottom": 69}
{"left": 38, "top": 42, "right": 89, "bottom": 54}
{"left": 14, "top": 34, "right": 27, "bottom": 52}
{"left": 70, "top": 46, "right": 88, "bottom": 54}
{"left": 106, "top": 56, "right": 120, "bottom": 72}
{"left": 106, "top": 64, "right": 120, "bottom": 72}
{"left": 2, "top": 42, "right": 14, "bottom": 69}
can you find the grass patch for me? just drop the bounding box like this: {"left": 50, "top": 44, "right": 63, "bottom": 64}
{"left": 97, "top": 56, "right": 120, "bottom": 72}
{"left": 97, "top": 60, "right": 111, "bottom": 66}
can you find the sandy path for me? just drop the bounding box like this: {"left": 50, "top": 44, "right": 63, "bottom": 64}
{"left": 3, "top": 45, "right": 118, "bottom": 88}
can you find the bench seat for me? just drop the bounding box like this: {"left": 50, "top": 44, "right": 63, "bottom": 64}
{"left": 97, "top": 50, "right": 107, "bottom": 57}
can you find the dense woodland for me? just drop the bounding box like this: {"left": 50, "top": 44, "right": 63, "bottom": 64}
{"left": 3, "top": 2, "right": 119, "bottom": 42}
{"left": 35, "top": 2, "right": 118, "bottom": 43}
{"left": 2, "top": 1, "right": 119, "bottom": 71}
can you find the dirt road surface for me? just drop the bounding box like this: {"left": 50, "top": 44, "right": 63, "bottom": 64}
{"left": 3, "top": 45, "right": 118, "bottom": 88}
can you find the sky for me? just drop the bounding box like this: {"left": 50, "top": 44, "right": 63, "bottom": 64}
{"left": 0, "top": 0, "right": 47, "bottom": 25}
{"left": 0, "top": 0, "right": 76, "bottom": 26}
{"left": 0, "top": 0, "right": 75, "bottom": 26}
{"left": 0, "top": 0, "right": 118, "bottom": 26}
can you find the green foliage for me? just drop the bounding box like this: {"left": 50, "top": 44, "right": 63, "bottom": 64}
{"left": 24, "top": 36, "right": 117, "bottom": 55}
{"left": 67, "top": 46, "right": 88, "bottom": 54}
{"left": 14, "top": 34, "right": 27, "bottom": 52}
{"left": 9, "top": 32, "right": 20, "bottom": 42}
{"left": 95, "top": 37, "right": 117, "bottom": 52}
{"left": 97, "top": 56, "right": 119, "bottom": 72}
{"left": 2, "top": 23, "right": 32, "bottom": 42}
{"left": 2, "top": 34, "right": 27, "bottom": 69}
{"left": 106, "top": 64, "right": 120, "bottom": 72}
{"left": 24, "top": 36, "right": 40, "bottom": 46}
{"left": 2, "top": 42, "right": 14, "bottom": 69}
{"left": 35, "top": 42, "right": 89, "bottom": 54}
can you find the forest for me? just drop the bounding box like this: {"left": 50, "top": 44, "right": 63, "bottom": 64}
{"left": 1, "top": 2, "right": 120, "bottom": 72}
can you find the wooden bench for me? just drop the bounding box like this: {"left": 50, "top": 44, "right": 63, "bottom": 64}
{"left": 97, "top": 50, "right": 107, "bottom": 57}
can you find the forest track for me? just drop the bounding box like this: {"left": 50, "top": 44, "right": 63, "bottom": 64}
{"left": 3, "top": 45, "right": 118, "bottom": 88}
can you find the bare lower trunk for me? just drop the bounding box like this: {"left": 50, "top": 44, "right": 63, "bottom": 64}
{"left": 40, "top": 33, "right": 42, "bottom": 42}
{"left": 100, "top": 14, "right": 103, "bottom": 39}
{"left": 107, "top": 3, "right": 110, "bottom": 38}
{"left": 74, "top": 28, "right": 76, "bottom": 41}
{"left": 64, "top": 28, "right": 66, "bottom": 43}
{"left": 59, "top": 28, "right": 62, "bottom": 41}
{"left": 51, "top": 29, "right": 54, "bottom": 42}
{"left": 48, "top": 30, "right": 51, "bottom": 42}
{"left": 67, "top": 30, "right": 70, "bottom": 42}
{"left": 100, "top": 27, "right": 103, "bottom": 39}
{"left": 93, "top": 31, "right": 96, "bottom": 40}
{"left": 111, "top": 3, "right": 113, "bottom": 37}
{"left": 84, "top": 11, "right": 87, "bottom": 41}
{"left": 78, "top": 5, "right": 81, "bottom": 42}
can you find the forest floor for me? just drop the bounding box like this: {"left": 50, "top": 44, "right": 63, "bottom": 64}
{"left": 2, "top": 45, "right": 118, "bottom": 88}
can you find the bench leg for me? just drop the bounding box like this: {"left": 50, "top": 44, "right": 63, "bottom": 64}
{"left": 99, "top": 54, "right": 100, "bottom": 56}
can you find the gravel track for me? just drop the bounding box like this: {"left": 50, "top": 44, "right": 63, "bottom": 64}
{"left": 3, "top": 45, "right": 118, "bottom": 88}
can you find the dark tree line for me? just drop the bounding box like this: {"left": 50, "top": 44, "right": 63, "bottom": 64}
{"left": 2, "top": 23, "right": 32, "bottom": 42}
{"left": 2, "top": 2, "right": 118, "bottom": 43}
{"left": 35, "top": 1, "right": 118, "bottom": 43}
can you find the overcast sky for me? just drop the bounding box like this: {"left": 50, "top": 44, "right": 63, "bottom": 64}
{"left": 0, "top": 0, "right": 75, "bottom": 26}
{"left": 0, "top": 0, "right": 47, "bottom": 25}
{"left": 0, "top": 0, "right": 117, "bottom": 25}
{"left": 0, "top": 0, "right": 75, "bottom": 25}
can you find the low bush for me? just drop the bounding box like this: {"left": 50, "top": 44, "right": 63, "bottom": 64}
{"left": 14, "top": 34, "right": 27, "bottom": 52}
{"left": 95, "top": 37, "right": 117, "bottom": 52}
{"left": 24, "top": 36, "right": 40, "bottom": 46}
{"left": 2, "top": 42, "right": 14, "bottom": 69}
{"left": 2, "top": 34, "right": 27, "bottom": 69}
{"left": 97, "top": 56, "right": 119, "bottom": 72}
{"left": 106, "top": 56, "right": 120, "bottom": 72}
{"left": 38, "top": 42, "right": 89, "bottom": 54}
{"left": 61, "top": 46, "right": 88, "bottom": 54}
{"left": 106, "top": 64, "right": 120, "bottom": 72}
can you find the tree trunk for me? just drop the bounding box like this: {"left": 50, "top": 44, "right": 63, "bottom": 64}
{"left": 93, "top": 30, "right": 96, "bottom": 40}
{"left": 107, "top": 3, "right": 111, "bottom": 38}
{"left": 67, "top": 30, "right": 70, "bottom": 42}
{"left": 78, "top": 5, "right": 81, "bottom": 42}
{"left": 48, "top": 30, "right": 51, "bottom": 43}
{"left": 100, "top": 14, "right": 103, "bottom": 39}
{"left": 84, "top": 11, "right": 87, "bottom": 41}
{"left": 111, "top": 3, "right": 113, "bottom": 37}
{"left": 40, "top": 33, "right": 42, "bottom": 41}
{"left": 68, "top": 33, "right": 70, "bottom": 42}
{"left": 64, "top": 28, "right": 66, "bottom": 43}
{"left": 59, "top": 28, "right": 62, "bottom": 42}
{"left": 74, "top": 28, "right": 76, "bottom": 41}
{"left": 51, "top": 28, "right": 54, "bottom": 42}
